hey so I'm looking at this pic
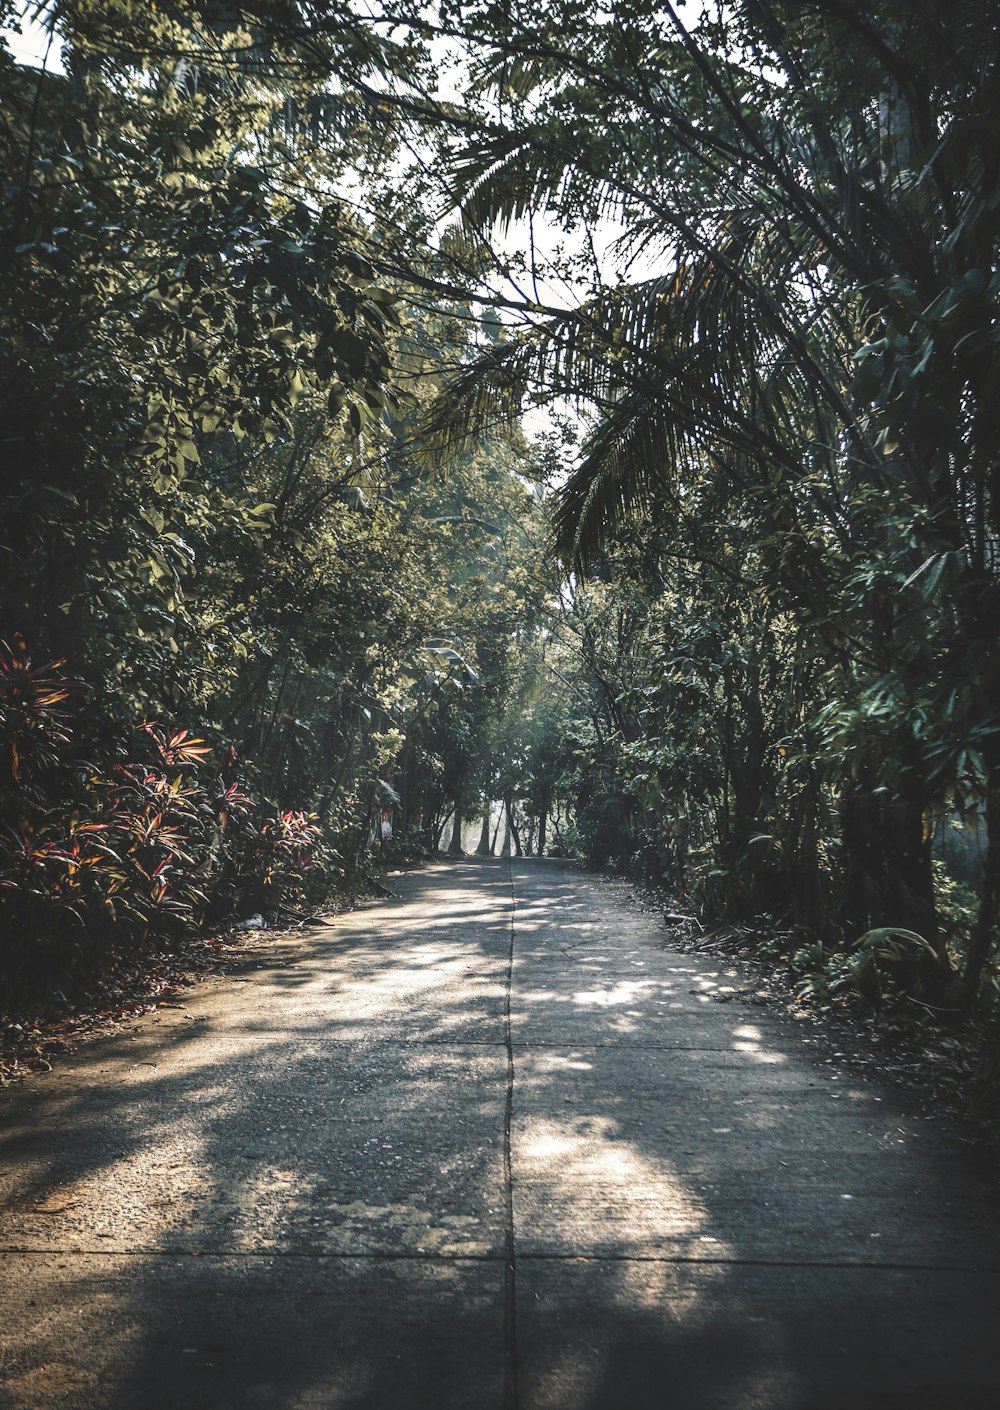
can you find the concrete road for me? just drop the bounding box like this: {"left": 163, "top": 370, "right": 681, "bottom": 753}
{"left": 1, "top": 857, "right": 998, "bottom": 1409}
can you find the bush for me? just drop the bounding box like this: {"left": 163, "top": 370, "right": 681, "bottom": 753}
{"left": 0, "top": 635, "right": 323, "bottom": 1006}
{"left": 791, "top": 927, "right": 944, "bottom": 1015}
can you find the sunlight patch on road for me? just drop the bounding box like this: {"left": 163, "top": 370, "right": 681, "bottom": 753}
{"left": 730, "top": 1023, "right": 788, "bottom": 1065}
{"left": 525, "top": 1052, "right": 594, "bottom": 1073}
{"left": 568, "top": 979, "right": 660, "bottom": 1007}
{"left": 517, "top": 1114, "right": 734, "bottom": 1272}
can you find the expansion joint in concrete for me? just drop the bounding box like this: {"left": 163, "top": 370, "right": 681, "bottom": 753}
{"left": 2, "top": 1247, "right": 994, "bottom": 1274}
{"left": 502, "top": 856, "right": 519, "bottom": 1410}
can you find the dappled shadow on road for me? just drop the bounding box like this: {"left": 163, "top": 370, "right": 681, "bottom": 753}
{"left": 0, "top": 860, "right": 518, "bottom": 1409}
{"left": 1, "top": 858, "right": 998, "bottom": 1409}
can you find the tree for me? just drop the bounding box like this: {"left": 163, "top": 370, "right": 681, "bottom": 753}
{"left": 416, "top": 0, "right": 999, "bottom": 1002}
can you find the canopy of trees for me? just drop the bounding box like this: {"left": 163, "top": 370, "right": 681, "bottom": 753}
{"left": 2, "top": 2, "right": 999, "bottom": 1063}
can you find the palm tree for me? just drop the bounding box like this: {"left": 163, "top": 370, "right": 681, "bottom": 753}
{"left": 422, "top": 0, "right": 1000, "bottom": 997}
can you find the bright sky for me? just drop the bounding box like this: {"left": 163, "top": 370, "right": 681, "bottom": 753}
{"left": 2, "top": 3, "right": 62, "bottom": 71}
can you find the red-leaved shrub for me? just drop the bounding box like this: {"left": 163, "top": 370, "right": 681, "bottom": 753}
{"left": 0, "top": 636, "right": 323, "bottom": 1004}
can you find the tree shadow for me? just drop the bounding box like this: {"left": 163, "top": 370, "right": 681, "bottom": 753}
{"left": 1, "top": 858, "right": 998, "bottom": 1408}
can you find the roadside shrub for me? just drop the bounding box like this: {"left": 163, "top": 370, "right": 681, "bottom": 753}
{"left": 791, "top": 927, "right": 944, "bottom": 1015}
{"left": 0, "top": 636, "right": 324, "bottom": 1006}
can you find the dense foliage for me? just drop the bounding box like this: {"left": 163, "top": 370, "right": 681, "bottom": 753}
{"left": 421, "top": 0, "right": 1000, "bottom": 1024}
{"left": 0, "top": 0, "right": 551, "bottom": 1005}
{"left": 3, "top": 1, "right": 1000, "bottom": 1056}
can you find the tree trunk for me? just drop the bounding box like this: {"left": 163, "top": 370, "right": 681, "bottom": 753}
{"left": 841, "top": 759, "right": 947, "bottom": 998}
{"left": 959, "top": 781, "right": 1000, "bottom": 1007}
{"left": 840, "top": 775, "right": 887, "bottom": 935}
{"left": 537, "top": 810, "right": 547, "bottom": 857}
{"left": 888, "top": 744, "right": 946, "bottom": 991}
{"left": 447, "top": 799, "right": 464, "bottom": 856}
{"left": 475, "top": 807, "right": 494, "bottom": 856}
{"left": 399, "top": 753, "right": 410, "bottom": 844}
{"left": 507, "top": 796, "right": 523, "bottom": 858}
{"left": 551, "top": 805, "right": 566, "bottom": 855}
{"left": 500, "top": 809, "right": 511, "bottom": 857}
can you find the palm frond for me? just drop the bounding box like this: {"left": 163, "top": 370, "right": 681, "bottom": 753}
{"left": 550, "top": 391, "right": 684, "bottom": 573}
{"left": 453, "top": 124, "right": 619, "bottom": 232}
{"left": 421, "top": 203, "right": 853, "bottom": 568}
{"left": 418, "top": 337, "right": 534, "bottom": 467}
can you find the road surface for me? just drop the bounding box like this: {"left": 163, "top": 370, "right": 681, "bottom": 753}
{"left": 1, "top": 858, "right": 998, "bottom": 1408}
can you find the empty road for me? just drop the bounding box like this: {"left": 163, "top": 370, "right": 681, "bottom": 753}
{"left": 1, "top": 858, "right": 998, "bottom": 1408}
